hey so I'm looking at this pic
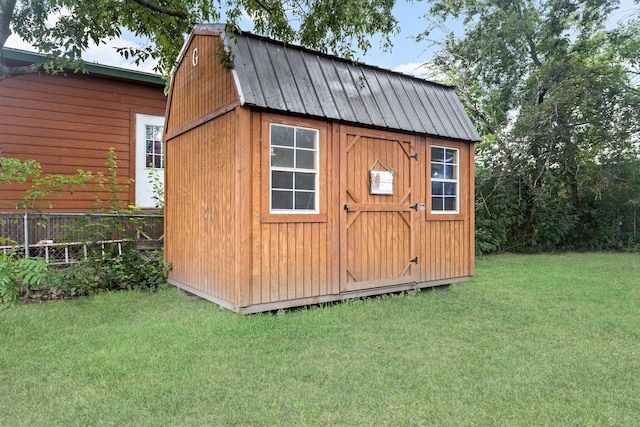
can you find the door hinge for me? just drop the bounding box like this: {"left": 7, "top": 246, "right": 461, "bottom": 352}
{"left": 410, "top": 203, "right": 418, "bottom": 211}
{"left": 344, "top": 203, "right": 349, "bottom": 211}
{"left": 410, "top": 256, "right": 418, "bottom": 264}
{"left": 410, "top": 153, "right": 418, "bottom": 161}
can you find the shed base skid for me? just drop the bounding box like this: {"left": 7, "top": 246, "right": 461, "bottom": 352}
{"left": 168, "top": 277, "right": 471, "bottom": 314}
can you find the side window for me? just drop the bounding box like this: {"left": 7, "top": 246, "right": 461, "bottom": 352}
{"left": 145, "top": 124, "right": 164, "bottom": 169}
{"left": 270, "top": 123, "right": 319, "bottom": 213}
{"left": 431, "top": 146, "right": 459, "bottom": 213}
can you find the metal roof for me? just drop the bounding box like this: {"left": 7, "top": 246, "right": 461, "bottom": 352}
{"left": 192, "top": 24, "right": 481, "bottom": 142}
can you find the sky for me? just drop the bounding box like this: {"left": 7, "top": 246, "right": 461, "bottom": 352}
{"left": 5, "top": 0, "right": 639, "bottom": 78}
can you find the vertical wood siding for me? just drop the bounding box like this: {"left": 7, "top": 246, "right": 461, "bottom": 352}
{"left": 249, "top": 113, "right": 335, "bottom": 305}
{"left": 340, "top": 127, "right": 418, "bottom": 291}
{"left": 165, "top": 113, "right": 238, "bottom": 303}
{"left": 165, "top": 34, "right": 238, "bottom": 135}
{"left": 420, "top": 138, "right": 474, "bottom": 281}
{"left": 253, "top": 222, "right": 333, "bottom": 304}
{"left": 0, "top": 72, "right": 166, "bottom": 211}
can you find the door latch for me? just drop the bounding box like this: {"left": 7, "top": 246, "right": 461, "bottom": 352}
{"left": 344, "top": 203, "right": 349, "bottom": 211}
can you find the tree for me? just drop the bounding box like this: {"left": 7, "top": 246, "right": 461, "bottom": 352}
{"left": 418, "top": 0, "right": 640, "bottom": 251}
{"left": 0, "top": 0, "right": 398, "bottom": 80}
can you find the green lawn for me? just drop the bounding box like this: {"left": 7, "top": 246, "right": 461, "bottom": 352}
{"left": 1, "top": 253, "right": 639, "bottom": 426}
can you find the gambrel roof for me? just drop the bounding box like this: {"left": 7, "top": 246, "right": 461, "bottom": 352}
{"left": 188, "top": 24, "right": 481, "bottom": 143}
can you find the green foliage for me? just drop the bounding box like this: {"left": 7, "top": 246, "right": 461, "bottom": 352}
{"left": 51, "top": 248, "right": 169, "bottom": 296}
{"left": 1, "top": 154, "right": 92, "bottom": 210}
{"left": 147, "top": 168, "right": 165, "bottom": 213}
{"left": 1, "top": 148, "right": 167, "bottom": 305}
{"left": 91, "top": 147, "right": 133, "bottom": 213}
{"left": 0, "top": 157, "right": 41, "bottom": 185}
{"left": 3, "top": 0, "right": 398, "bottom": 80}
{"left": 0, "top": 255, "right": 49, "bottom": 308}
{"left": 423, "top": 0, "right": 640, "bottom": 252}
{"left": 19, "top": 169, "right": 92, "bottom": 210}
{"left": 0, "top": 247, "right": 169, "bottom": 306}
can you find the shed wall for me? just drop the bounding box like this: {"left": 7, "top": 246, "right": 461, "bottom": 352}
{"left": 165, "top": 112, "right": 238, "bottom": 303}
{"left": 421, "top": 139, "right": 475, "bottom": 282}
{"left": 0, "top": 72, "right": 166, "bottom": 211}
{"left": 248, "top": 113, "right": 338, "bottom": 306}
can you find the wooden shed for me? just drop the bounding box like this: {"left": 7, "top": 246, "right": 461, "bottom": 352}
{"left": 0, "top": 48, "right": 167, "bottom": 211}
{"left": 164, "top": 24, "right": 481, "bottom": 313}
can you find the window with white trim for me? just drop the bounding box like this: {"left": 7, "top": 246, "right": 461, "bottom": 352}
{"left": 145, "top": 124, "right": 164, "bottom": 169}
{"left": 431, "top": 146, "right": 459, "bottom": 213}
{"left": 270, "top": 124, "right": 319, "bottom": 213}
{"left": 135, "top": 114, "right": 164, "bottom": 208}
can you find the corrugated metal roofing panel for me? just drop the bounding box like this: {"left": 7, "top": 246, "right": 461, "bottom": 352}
{"left": 247, "top": 39, "right": 287, "bottom": 110}
{"left": 318, "top": 58, "right": 356, "bottom": 123}
{"left": 286, "top": 50, "right": 324, "bottom": 116}
{"left": 267, "top": 44, "right": 306, "bottom": 113}
{"left": 231, "top": 34, "right": 263, "bottom": 106}
{"left": 388, "top": 72, "right": 424, "bottom": 133}
{"left": 349, "top": 66, "right": 385, "bottom": 126}
{"left": 415, "top": 82, "right": 452, "bottom": 138}
{"left": 302, "top": 54, "right": 340, "bottom": 119}
{"left": 363, "top": 67, "right": 401, "bottom": 131}
{"left": 220, "top": 27, "right": 480, "bottom": 142}
{"left": 334, "top": 61, "right": 371, "bottom": 125}
{"left": 403, "top": 78, "right": 438, "bottom": 135}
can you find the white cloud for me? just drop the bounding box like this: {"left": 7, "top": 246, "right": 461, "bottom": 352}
{"left": 393, "top": 61, "right": 447, "bottom": 83}
{"left": 82, "top": 37, "right": 159, "bottom": 73}
{"left": 5, "top": 32, "right": 159, "bottom": 74}
{"left": 4, "top": 33, "right": 34, "bottom": 51}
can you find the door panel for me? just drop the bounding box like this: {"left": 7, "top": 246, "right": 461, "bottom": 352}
{"left": 340, "top": 128, "right": 419, "bottom": 292}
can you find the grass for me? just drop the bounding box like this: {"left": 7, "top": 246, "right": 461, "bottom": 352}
{"left": 1, "top": 252, "right": 639, "bottom": 426}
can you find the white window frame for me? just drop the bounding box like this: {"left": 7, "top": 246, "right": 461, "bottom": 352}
{"left": 430, "top": 146, "right": 459, "bottom": 214}
{"left": 269, "top": 123, "right": 319, "bottom": 214}
{"left": 135, "top": 114, "right": 165, "bottom": 208}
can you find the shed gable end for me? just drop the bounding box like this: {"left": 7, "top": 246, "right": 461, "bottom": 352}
{"left": 165, "top": 32, "right": 239, "bottom": 136}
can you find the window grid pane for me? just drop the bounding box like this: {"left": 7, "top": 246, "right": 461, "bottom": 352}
{"left": 145, "top": 125, "right": 164, "bottom": 169}
{"left": 431, "top": 146, "right": 459, "bottom": 213}
{"left": 270, "top": 124, "right": 319, "bottom": 213}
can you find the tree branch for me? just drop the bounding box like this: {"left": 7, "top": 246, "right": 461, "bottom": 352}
{"left": 126, "top": 0, "right": 189, "bottom": 19}
{"left": 510, "top": 0, "right": 542, "bottom": 67}
{"left": 0, "top": 61, "right": 42, "bottom": 81}
{"left": 252, "top": 0, "right": 274, "bottom": 13}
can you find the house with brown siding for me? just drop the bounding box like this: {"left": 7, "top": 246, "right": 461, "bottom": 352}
{"left": 164, "top": 24, "right": 481, "bottom": 313}
{"left": 0, "top": 48, "right": 167, "bottom": 211}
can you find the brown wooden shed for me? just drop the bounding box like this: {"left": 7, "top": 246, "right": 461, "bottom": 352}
{"left": 164, "top": 24, "right": 481, "bottom": 313}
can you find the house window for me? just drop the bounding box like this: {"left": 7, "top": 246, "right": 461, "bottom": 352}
{"left": 270, "top": 123, "right": 319, "bottom": 213}
{"left": 431, "top": 146, "right": 459, "bottom": 213}
{"left": 145, "top": 125, "right": 164, "bottom": 169}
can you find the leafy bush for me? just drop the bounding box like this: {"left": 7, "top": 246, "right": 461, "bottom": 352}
{"left": 0, "top": 255, "right": 49, "bottom": 307}
{"left": 49, "top": 247, "right": 169, "bottom": 296}
{"left": 0, "top": 248, "right": 169, "bottom": 307}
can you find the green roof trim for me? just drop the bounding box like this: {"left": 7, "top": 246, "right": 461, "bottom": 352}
{"left": 2, "top": 47, "right": 164, "bottom": 85}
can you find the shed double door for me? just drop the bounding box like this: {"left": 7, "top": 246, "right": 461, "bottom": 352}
{"left": 340, "top": 127, "right": 420, "bottom": 292}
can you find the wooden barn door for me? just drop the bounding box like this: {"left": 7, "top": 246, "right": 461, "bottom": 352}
{"left": 340, "top": 127, "right": 419, "bottom": 292}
